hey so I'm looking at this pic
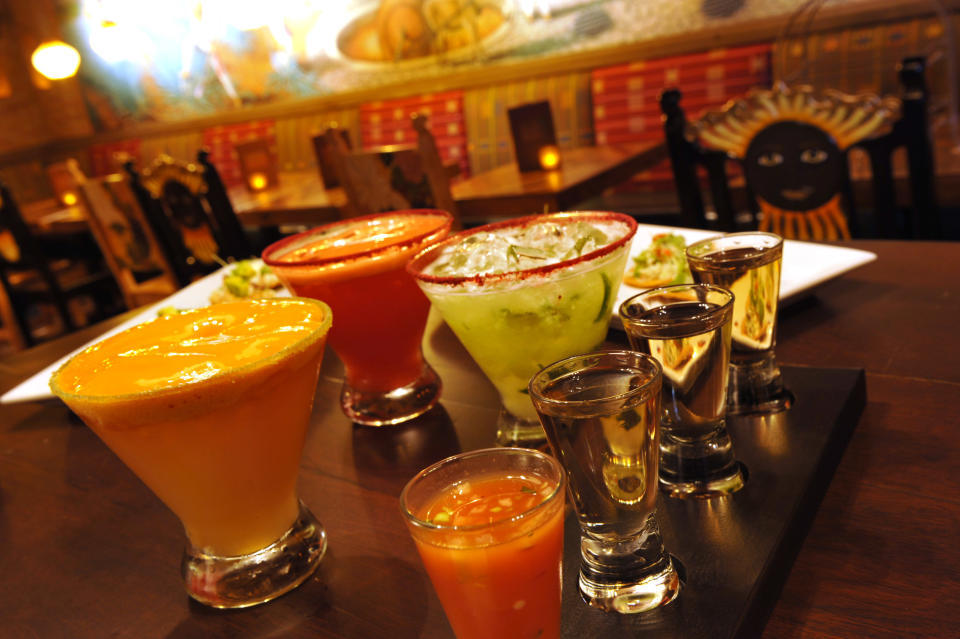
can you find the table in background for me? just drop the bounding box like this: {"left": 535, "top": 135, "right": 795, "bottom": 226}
{"left": 0, "top": 240, "right": 957, "bottom": 638}
{"left": 451, "top": 142, "right": 667, "bottom": 220}
{"left": 227, "top": 170, "right": 346, "bottom": 228}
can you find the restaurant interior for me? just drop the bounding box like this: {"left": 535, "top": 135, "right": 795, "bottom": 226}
{"left": 1, "top": 1, "right": 957, "bottom": 638}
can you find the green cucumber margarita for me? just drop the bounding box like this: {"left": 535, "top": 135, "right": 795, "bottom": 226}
{"left": 408, "top": 212, "right": 637, "bottom": 445}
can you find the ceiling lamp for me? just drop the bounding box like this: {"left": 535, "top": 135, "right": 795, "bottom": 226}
{"left": 31, "top": 40, "right": 81, "bottom": 80}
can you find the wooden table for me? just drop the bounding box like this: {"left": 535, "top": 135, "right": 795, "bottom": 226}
{"left": 227, "top": 170, "right": 346, "bottom": 228}
{"left": 0, "top": 239, "right": 958, "bottom": 637}
{"left": 451, "top": 142, "right": 667, "bottom": 220}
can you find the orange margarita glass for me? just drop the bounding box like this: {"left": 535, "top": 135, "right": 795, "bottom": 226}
{"left": 401, "top": 448, "right": 566, "bottom": 639}
{"left": 262, "top": 209, "right": 452, "bottom": 426}
{"left": 49, "top": 298, "right": 333, "bottom": 608}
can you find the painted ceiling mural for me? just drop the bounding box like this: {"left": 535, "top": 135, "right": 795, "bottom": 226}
{"left": 67, "top": 0, "right": 862, "bottom": 129}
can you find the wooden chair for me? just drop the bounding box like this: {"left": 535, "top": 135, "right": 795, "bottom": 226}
{"left": 0, "top": 182, "right": 124, "bottom": 349}
{"left": 125, "top": 151, "right": 254, "bottom": 288}
{"left": 661, "top": 56, "right": 941, "bottom": 240}
{"left": 70, "top": 162, "right": 178, "bottom": 309}
{"left": 325, "top": 114, "right": 461, "bottom": 229}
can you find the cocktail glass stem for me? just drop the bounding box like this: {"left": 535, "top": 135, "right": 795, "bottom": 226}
{"left": 181, "top": 500, "right": 326, "bottom": 609}
{"left": 495, "top": 408, "right": 546, "bottom": 447}
{"left": 577, "top": 512, "right": 681, "bottom": 614}
{"left": 728, "top": 351, "right": 793, "bottom": 414}
{"left": 341, "top": 361, "right": 441, "bottom": 426}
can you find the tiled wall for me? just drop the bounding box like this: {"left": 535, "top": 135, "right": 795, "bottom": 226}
{"left": 360, "top": 92, "right": 469, "bottom": 176}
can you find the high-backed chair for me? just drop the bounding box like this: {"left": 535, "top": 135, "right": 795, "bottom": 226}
{"left": 71, "top": 163, "right": 178, "bottom": 309}
{"left": 661, "top": 56, "right": 941, "bottom": 240}
{"left": 0, "top": 182, "right": 124, "bottom": 348}
{"left": 125, "top": 151, "right": 254, "bottom": 287}
{"left": 326, "top": 114, "right": 461, "bottom": 229}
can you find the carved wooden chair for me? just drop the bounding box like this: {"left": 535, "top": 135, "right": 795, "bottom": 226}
{"left": 0, "top": 182, "right": 124, "bottom": 348}
{"left": 125, "top": 151, "right": 253, "bottom": 287}
{"left": 71, "top": 162, "right": 178, "bottom": 309}
{"left": 661, "top": 56, "right": 940, "bottom": 240}
{"left": 325, "top": 114, "right": 461, "bottom": 229}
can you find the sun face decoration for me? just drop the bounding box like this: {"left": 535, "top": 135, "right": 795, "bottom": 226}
{"left": 694, "top": 86, "right": 901, "bottom": 240}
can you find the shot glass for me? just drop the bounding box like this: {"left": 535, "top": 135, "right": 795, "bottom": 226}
{"left": 407, "top": 211, "right": 637, "bottom": 446}
{"left": 263, "top": 210, "right": 452, "bottom": 426}
{"left": 529, "top": 351, "right": 681, "bottom": 614}
{"left": 50, "top": 298, "right": 332, "bottom": 608}
{"left": 685, "top": 232, "right": 792, "bottom": 414}
{"left": 620, "top": 284, "right": 744, "bottom": 498}
{"left": 400, "top": 448, "right": 566, "bottom": 639}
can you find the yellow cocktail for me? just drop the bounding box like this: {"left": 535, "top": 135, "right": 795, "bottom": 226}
{"left": 50, "top": 298, "right": 332, "bottom": 608}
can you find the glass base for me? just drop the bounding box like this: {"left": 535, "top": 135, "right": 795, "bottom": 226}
{"left": 659, "top": 428, "right": 746, "bottom": 498}
{"left": 342, "top": 363, "right": 441, "bottom": 426}
{"left": 182, "top": 501, "right": 326, "bottom": 609}
{"left": 495, "top": 408, "right": 547, "bottom": 448}
{"left": 577, "top": 512, "right": 682, "bottom": 614}
{"left": 728, "top": 352, "right": 793, "bottom": 415}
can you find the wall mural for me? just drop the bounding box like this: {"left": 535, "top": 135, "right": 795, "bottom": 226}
{"left": 67, "top": 0, "right": 859, "bottom": 130}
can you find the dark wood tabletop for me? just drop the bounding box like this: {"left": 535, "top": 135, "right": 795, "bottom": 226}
{"left": 451, "top": 142, "right": 668, "bottom": 219}
{"left": 0, "top": 239, "right": 957, "bottom": 638}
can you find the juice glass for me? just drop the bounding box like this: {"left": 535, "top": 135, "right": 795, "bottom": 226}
{"left": 400, "top": 448, "right": 566, "bottom": 639}
{"left": 407, "top": 211, "right": 637, "bottom": 446}
{"left": 263, "top": 209, "right": 452, "bottom": 426}
{"left": 49, "top": 298, "right": 332, "bottom": 608}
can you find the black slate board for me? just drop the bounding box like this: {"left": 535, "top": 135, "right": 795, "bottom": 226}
{"left": 559, "top": 365, "right": 867, "bottom": 638}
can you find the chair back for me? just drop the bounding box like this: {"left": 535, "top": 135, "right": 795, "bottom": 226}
{"left": 326, "top": 114, "right": 461, "bottom": 229}
{"left": 73, "top": 164, "right": 178, "bottom": 309}
{"left": 661, "top": 56, "right": 940, "bottom": 239}
{"left": 125, "top": 151, "right": 253, "bottom": 287}
{"left": 0, "top": 183, "right": 76, "bottom": 346}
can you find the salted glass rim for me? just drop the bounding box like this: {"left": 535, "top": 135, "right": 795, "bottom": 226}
{"left": 406, "top": 211, "right": 637, "bottom": 288}
{"left": 261, "top": 208, "right": 453, "bottom": 269}
{"left": 49, "top": 297, "right": 332, "bottom": 404}
{"left": 528, "top": 349, "right": 663, "bottom": 410}
{"left": 399, "top": 447, "right": 566, "bottom": 533}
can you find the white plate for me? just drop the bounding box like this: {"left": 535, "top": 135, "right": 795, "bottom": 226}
{"left": 612, "top": 224, "right": 877, "bottom": 328}
{"left": 2, "top": 261, "right": 288, "bottom": 405}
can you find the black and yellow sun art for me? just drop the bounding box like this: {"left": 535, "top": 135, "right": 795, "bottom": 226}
{"left": 695, "top": 86, "right": 900, "bottom": 240}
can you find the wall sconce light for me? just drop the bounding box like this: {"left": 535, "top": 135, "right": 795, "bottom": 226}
{"left": 538, "top": 144, "right": 561, "bottom": 171}
{"left": 31, "top": 40, "right": 81, "bottom": 80}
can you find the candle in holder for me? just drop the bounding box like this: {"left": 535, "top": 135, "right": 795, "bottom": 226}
{"left": 248, "top": 172, "right": 268, "bottom": 191}
{"left": 538, "top": 144, "right": 561, "bottom": 170}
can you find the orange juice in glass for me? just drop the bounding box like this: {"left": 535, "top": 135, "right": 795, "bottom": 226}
{"left": 49, "top": 298, "right": 332, "bottom": 608}
{"left": 262, "top": 209, "right": 452, "bottom": 426}
{"left": 401, "top": 448, "right": 566, "bottom": 639}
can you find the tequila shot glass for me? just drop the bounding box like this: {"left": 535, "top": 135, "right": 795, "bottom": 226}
{"left": 686, "top": 232, "right": 792, "bottom": 414}
{"left": 620, "top": 284, "right": 744, "bottom": 498}
{"left": 529, "top": 350, "right": 681, "bottom": 614}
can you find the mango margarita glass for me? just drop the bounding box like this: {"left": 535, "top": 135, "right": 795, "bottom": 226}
{"left": 50, "top": 298, "right": 332, "bottom": 608}
{"left": 263, "top": 209, "right": 452, "bottom": 426}
{"left": 407, "top": 211, "right": 637, "bottom": 445}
